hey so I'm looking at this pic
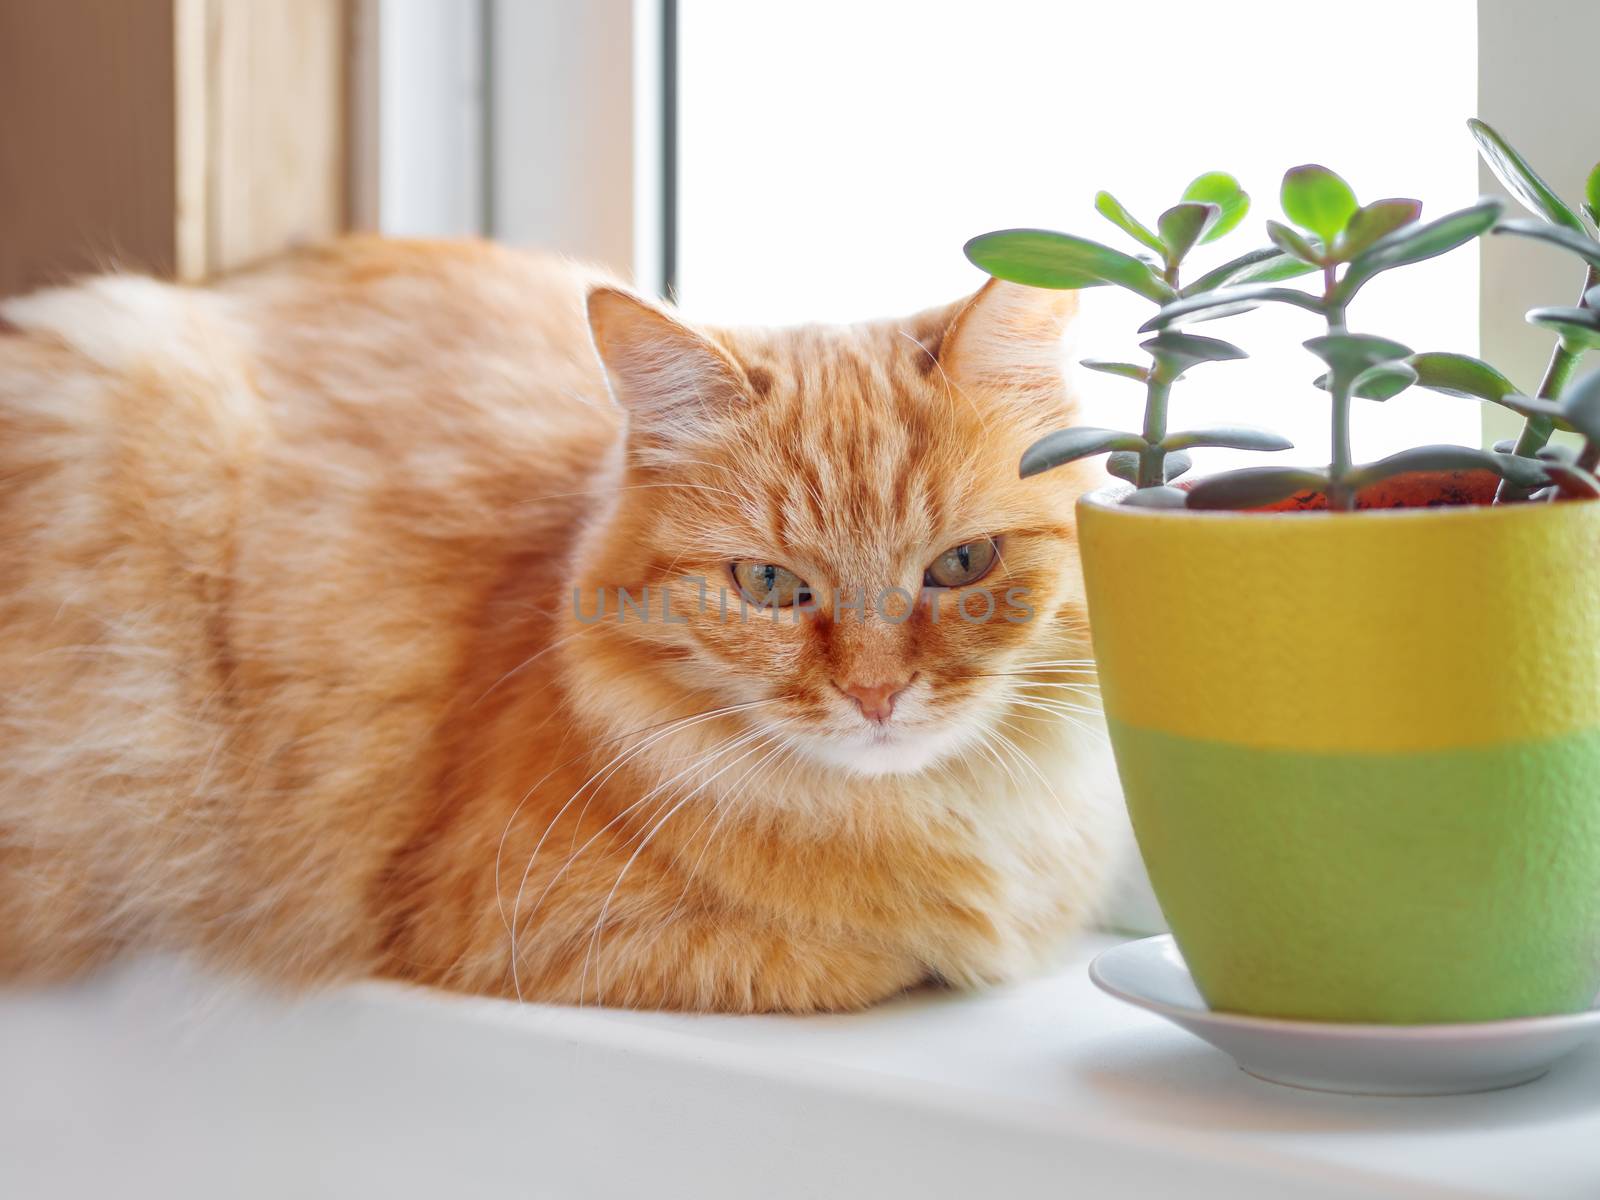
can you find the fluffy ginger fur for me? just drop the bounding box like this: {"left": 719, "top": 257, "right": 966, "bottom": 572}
{"left": 0, "top": 238, "right": 1120, "bottom": 1012}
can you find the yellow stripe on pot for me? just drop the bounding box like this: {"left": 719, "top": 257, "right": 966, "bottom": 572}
{"left": 1077, "top": 489, "right": 1600, "bottom": 754}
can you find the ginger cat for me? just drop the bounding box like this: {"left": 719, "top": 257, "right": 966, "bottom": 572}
{"left": 0, "top": 239, "right": 1118, "bottom": 1012}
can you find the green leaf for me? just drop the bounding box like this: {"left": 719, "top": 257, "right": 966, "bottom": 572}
{"left": 1303, "top": 334, "right": 1413, "bottom": 389}
{"left": 1019, "top": 427, "right": 1148, "bottom": 478}
{"left": 1585, "top": 285, "right": 1600, "bottom": 309}
{"left": 1157, "top": 202, "right": 1221, "bottom": 266}
{"left": 1405, "top": 352, "right": 1518, "bottom": 402}
{"left": 1333, "top": 199, "right": 1422, "bottom": 260}
{"left": 1185, "top": 466, "right": 1331, "bottom": 511}
{"left": 1140, "top": 332, "right": 1248, "bottom": 378}
{"left": 1497, "top": 452, "right": 1555, "bottom": 489}
{"left": 1312, "top": 369, "right": 1401, "bottom": 401}
{"left": 1094, "top": 192, "right": 1166, "bottom": 257}
{"left": 1181, "top": 247, "right": 1318, "bottom": 296}
{"left": 1493, "top": 219, "right": 1600, "bottom": 272}
{"left": 1266, "top": 221, "right": 1322, "bottom": 264}
{"left": 1528, "top": 306, "right": 1600, "bottom": 353}
{"left": 1344, "top": 445, "right": 1548, "bottom": 491}
{"left": 1104, "top": 452, "right": 1138, "bottom": 483}
{"left": 1313, "top": 366, "right": 1415, "bottom": 400}
{"left": 1497, "top": 392, "right": 1569, "bottom": 425}
{"left": 1557, "top": 368, "right": 1600, "bottom": 445}
{"left": 1106, "top": 449, "right": 1192, "bottom": 484}
{"left": 1333, "top": 199, "right": 1503, "bottom": 307}
{"left": 1158, "top": 426, "right": 1293, "bottom": 453}
{"left": 1468, "top": 118, "right": 1587, "bottom": 234}
{"left": 1356, "top": 360, "right": 1418, "bottom": 400}
{"left": 1313, "top": 361, "right": 1418, "bottom": 401}
{"left": 1588, "top": 163, "right": 1600, "bottom": 215}
{"left": 1281, "top": 165, "right": 1359, "bottom": 243}
{"left": 1121, "top": 485, "right": 1189, "bottom": 509}
{"left": 1181, "top": 172, "right": 1249, "bottom": 243}
{"left": 1141, "top": 283, "right": 1325, "bottom": 332}
{"left": 964, "top": 229, "right": 1176, "bottom": 302}
{"left": 1080, "top": 359, "right": 1150, "bottom": 383}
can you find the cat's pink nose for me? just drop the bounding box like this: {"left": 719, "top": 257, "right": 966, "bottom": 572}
{"left": 840, "top": 679, "right": 909, "bottom": 724}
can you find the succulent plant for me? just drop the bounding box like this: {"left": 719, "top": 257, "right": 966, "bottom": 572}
{"left": 1343, "top": 121, "right": 1600, "bottom": 504}
{"left": 1491, "top": 370, "right": 1600, "bottom": 498}
{"left": 1463, "top": 119, "right": 1600, "bottom": 500}
{"left": 1142, "top": 166, "right": 1519, "bottom": 511}
{"left": 965, "top": 173, "right": 1303, "bottom": 506}
{"left": 969, "top": 121, "right": 1600, "bottom": 515}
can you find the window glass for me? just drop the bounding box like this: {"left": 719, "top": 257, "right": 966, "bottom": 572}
{"left": 677, "top": 0, "right": 1479, "bottom": 471}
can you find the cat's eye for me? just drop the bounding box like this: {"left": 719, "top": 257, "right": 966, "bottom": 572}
{"left": 924, "top": 538, "right": 999, "bottom": 589}
{"left": 732, "top": 561, "right": 811, "bottom": 607}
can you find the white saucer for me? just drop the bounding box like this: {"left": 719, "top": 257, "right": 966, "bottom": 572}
{"left": 1089, "top": 935, "right": 1600, "bottom": 1096}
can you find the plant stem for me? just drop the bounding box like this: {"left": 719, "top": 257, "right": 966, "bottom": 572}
{"left": 1136, "top": 255, "right": 1185, "bottom": 490}
{"left": 1495, "top": 344, "right": 1582, "bottom": 502}
{"left": 1321, "top": 262, "right": 1355, "bottom": 510}
{"left": 1328, "top": 381, "right": 1356, "bottom": 510}
{"left": 1496, "top": 265, "right": 1599, "bottom": 503}
{"left": 1523, "top": 340, "right": 1581, "bottom": 445}
{"left": 1138, "top": 373, "right": 1173, "bottom": 488}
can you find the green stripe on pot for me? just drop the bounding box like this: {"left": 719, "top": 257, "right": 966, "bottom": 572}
{"left": 1109, "top": 718, "right": 1600, "bottom": 1023}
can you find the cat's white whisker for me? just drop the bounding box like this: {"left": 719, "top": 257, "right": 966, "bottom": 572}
{"left": 989, "top": 718, "right": 1075, "bottom": 824}
{"left": 1008, "top": 707, "right": 1111, "bottom": 746}
{"left": 474, "top": 622, "right": 602, "bottom": 707}
{"left": 898, "top": 329, "right": 993, "bottom": 436}
{"left": 970, "top": 730, "right": 1023, "bottom": 794}
{"left": 494, "top": 699, "right": 777, "bottom": 936}
{"left": 599, "top": 733, "right": 799, "bottom": 1000}
{"left": 1009, "top": 694, "right": 1105, "bottom": 720}
{"left": 975, "top": 670, "right": 1100, "bottom": 684}
{"left": 581, "top": 726, "right": 783, "bottom": 1004}
{"left": 651, "top": 727, "right": 800, "bottom": 938}
{"left": 1018, "top": 682, "right": 1103, "bottom": 697}
{"left": 506, "top": 701, "right": 776, "bottom": 998}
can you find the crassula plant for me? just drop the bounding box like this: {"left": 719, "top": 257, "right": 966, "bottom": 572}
{"left": 968, "top": 120, "right": 1600, "bottom": 512}
{"left": 1437, "top": 119, "right": 1600, "bottom": 500}
{"left": 965, "top": 173, "right": 1305, "bottom": 508}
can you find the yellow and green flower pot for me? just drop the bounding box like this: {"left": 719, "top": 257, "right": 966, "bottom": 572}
{"left": 1078, "top": 473, "right": 1600, "bottom": 1023}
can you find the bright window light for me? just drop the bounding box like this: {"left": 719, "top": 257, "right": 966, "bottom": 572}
{"left": 676, "top": 0, "right": 1479, "bottom": 473}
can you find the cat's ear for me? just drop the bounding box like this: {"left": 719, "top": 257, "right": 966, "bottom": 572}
{"left": 587, "top": 287, "right": 745, "bottom": 461}
{"left": 937, "top": 280, "right": 1077, "bottom": 423}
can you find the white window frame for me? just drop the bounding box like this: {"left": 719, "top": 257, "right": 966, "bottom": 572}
{"left": 354, "top": 0, "right": 669, "bottom": 295}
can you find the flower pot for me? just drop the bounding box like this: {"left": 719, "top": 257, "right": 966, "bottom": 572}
{"left": 1077, "top": 472, "right": 1600, "bottom": 1023}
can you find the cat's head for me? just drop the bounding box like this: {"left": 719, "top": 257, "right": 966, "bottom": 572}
{"left": 570, "top": 281, "right": 1088, "bottom": 778}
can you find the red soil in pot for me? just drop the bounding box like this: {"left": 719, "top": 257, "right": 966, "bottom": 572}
{"left": 1255, "top": 469, "right": 1500, "bottom": 512}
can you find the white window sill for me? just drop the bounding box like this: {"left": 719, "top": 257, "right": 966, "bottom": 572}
{"left": 2, "top": 933, "right": 1594, "bottom": 1198}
